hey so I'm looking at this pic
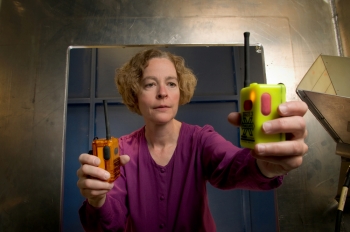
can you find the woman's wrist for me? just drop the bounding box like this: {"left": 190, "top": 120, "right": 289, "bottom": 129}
{"left": 255, "top": 159, "right": 276, "bottom": 179}
{"left": 88, "top": 194, "right": 106, "bottom": 208}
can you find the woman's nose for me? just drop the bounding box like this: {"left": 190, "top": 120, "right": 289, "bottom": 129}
{"left": 157, "top": 85, "right": 168, "bottom": 99}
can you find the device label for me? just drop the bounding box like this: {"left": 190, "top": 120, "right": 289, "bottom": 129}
{"left": 241, "top": 111, "right": 255, "bottom": 142}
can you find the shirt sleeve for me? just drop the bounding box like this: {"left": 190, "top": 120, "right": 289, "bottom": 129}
{"left": 78, "top": 140, "right": 129, "bottom": 232}
{"left": 199, "top": 125, "right": 283, "bottom": 191}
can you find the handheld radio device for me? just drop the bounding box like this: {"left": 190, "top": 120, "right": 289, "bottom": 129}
{"left": 91, "top": 100, "right": 121, "bottom": 183}
{"left": 240, "top": 32, "right": 286, "bottom": 149}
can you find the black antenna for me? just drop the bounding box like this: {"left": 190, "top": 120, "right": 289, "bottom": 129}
{"left": 244, "top": 32, "right": 251, "bottom": 87}
{"left": 103, "top": 100, "right": 111, "bottom": 140}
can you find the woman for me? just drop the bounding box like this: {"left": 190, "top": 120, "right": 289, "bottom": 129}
{"left": 77, "top": 49, "right": 308, "bottom": 231}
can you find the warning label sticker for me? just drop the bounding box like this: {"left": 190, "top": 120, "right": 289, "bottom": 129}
{"left": 241, "top": 111, "right": 255, "bottom": 142}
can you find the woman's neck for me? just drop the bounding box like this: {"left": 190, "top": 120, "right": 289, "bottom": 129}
{"left": 144, "top": 119, "right": 182, "bottom": 166}
{"left": 144, "top": 119, "right": 181, "bottom": 148}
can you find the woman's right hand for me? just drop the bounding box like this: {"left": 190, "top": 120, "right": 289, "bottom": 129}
{"left": 77, "top": 154, "right": 130, "bottom": 208}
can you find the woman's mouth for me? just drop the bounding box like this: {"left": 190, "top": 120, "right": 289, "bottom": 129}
{"left": 154, "top": 105, "right": 169, "bottom": 109}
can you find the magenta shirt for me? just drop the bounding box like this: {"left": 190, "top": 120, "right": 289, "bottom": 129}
{"left": 79, "top": 123, "right": 283, "bottom": 232}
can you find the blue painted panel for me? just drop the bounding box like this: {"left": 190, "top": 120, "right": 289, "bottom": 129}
{"left": 62, "top": 104, "right": 90, "bottom": 232}
{"left": 250, "top": 190, "right": 278, "bottom": 232}
{"left": 68, "top": 48, "right": 92, "bottom": 99}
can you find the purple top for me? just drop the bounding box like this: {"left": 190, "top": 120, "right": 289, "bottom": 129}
{"left": 79, "top": 123, "right": 283, "bottom": 232}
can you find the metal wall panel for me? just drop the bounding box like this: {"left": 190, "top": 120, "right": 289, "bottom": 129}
{"left": 336, "top": 0, "right": 350, "bottom": 57}
{"left": 0, "top": 0, "right": 348, "bottom": 231}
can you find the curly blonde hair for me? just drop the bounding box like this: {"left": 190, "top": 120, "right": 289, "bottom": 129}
{"left": 115, "top": 48, "right": 197, "bottom": 115}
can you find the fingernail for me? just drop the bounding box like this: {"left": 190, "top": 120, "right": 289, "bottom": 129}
{"left": 263, "top": 122, "right": 272, "bottom": 133}
{"left": 256, "top": 144, "right": 266, "bottom": 155}
{"left": 104, "top": 172, "right": 110, "bottom": 180}
{"left": 93, "top": 158, "right": 100, "bottom": 166}
{"left": 279, "top": 104, "right": 287, "bottom": 114}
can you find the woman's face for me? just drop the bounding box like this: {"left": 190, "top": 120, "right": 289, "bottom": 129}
{"left": 137, "top": 58, "right": 180, "bottom": 125}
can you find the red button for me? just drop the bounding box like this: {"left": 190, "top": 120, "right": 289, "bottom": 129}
{"left": 261, "top": 93, "right": 271, "bottom": 116}
{"left": 244, "top": 100, "right": 253, "bottom": 111}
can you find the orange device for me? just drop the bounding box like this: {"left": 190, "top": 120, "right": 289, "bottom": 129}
{"left": 91, "top": 100, "right": 120, "bottom": 183}
{"left": 240, "top": 32, "right": 286, "bottom": 149}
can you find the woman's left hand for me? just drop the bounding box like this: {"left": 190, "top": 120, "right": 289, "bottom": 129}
{"left": 228, "top": 101, "right": 308, "bottom": 178}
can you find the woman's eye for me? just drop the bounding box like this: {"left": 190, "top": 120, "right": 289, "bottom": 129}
{"left": 168, "top": 82, "right": 177, "bottom": 87}
{"left": 145, "top": 83, "right": 155, "bottom": 88}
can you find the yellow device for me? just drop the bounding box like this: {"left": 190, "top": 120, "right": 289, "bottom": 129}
{"left": 240, "top": 32, "right": 286, "bottom": 149}
{"left": 91, "top": 100, "right": 120, "bottom": 183}
{"left": 240, "top": 83, "right": 286, "bottom": 149}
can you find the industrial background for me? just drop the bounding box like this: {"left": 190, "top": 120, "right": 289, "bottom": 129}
{"left": 0, "top": 0, "right": 350, "bottom": 231}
